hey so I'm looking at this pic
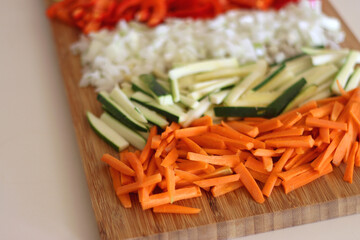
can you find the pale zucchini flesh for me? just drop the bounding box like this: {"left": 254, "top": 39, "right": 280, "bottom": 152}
{"left": 345, "top": 67, "right": 360, "bottom": 91}
{"left": 132, "top": 101, "right": 169, "bottom": 129}
{"left": 283, "top": 84, "right": 318, "bottom": 112}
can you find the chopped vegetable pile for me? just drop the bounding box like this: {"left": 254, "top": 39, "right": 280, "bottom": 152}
{"left": 47, "top": 0, "right": 301, "bottom": 34}
{"left": 98, "top": 86, "right": 360, "bottom": 213}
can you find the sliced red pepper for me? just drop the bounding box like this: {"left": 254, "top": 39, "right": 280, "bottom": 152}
{"left": 147, "top": 0, "right": 167, "bottom": 27}
{"left": 272, "top": 0, "right": 300, "bottom": 9}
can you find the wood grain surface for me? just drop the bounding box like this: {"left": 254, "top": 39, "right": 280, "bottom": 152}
{"left": 46, "top": 1, "right": 360, "bottom": 239}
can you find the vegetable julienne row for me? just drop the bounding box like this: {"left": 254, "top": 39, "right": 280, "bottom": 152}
{"left": 99, "top": 86, "right": 360, "bottom": 214}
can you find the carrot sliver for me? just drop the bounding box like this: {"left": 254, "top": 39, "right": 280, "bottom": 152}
{"left": 331, "top": 101, "right": 344, "bottom": 121}
{"left": 309, "top": 102, "right": 334, "bottom": 118}
{"left": 155, "top": 139, "right": 167, "bottom": 158}
{"left": 101, "top": 154, "right": 136, "bottom": 177}
{"left": 151, "top": 135, "right": 161, "bottom": 149}
{"left": 282, "top": 164, "right": 333, "bottom": 194}
{"left": 116, "top": 173, "right": 162, "bottom": 195}
{"left": 262, "top": 156, "right": 273, "bottom": 172}
{"left": 343, "top": 141, "right": 358, "bottom": 183}
{"left": 332, "top": 132, "right": 352, "bottom": 167}
{"left": 174, "top": 126, "right": 209, "bottom": 139}
{"left": 190, "top": 115, "right": 213, "bottom": 127}
{"left": 277, "top": 164, "right": 313, "bottom": 182}
{"left": 279, "top": 111, "right": 303, "bottom": 129}
{"left": 211, "top": 181, "right": 243, "bottom": 197}
{"left": 177, "top": 160, "right": 208, "bottom": 171}
{"left": 181, "top": 137, "right": 208, "bottom": 155}
{"left": 141, "top": 186, "right": 202, "bottom": 210}
{"left": 265, "top": 136, "right": 314, "bottom": 148}
{"left": 203, "top": 148, "right": 234, "bottom": 155}
{"left": 245, "top": 155, "right": 268, "bottom": 174}
{"left": 319, "top": 127, "right": 330, "bottom": 144}
{"left": 305, "top": 117, "right": 347, "bottom": 131}
{"left": 190, "top": 134, "right": 226, "bottom": 149}
{"left": 277, "top": 100, "right": 318, "bottom": 121}
{"left": 256, "top": 119, "right": 283, "bottom": 133}
{"left": 234, "top": 163, "right": 265, "bottom": 203}
{"left": 161, "top": 148, "right": 179, "bottom": 167}
{"left": 174, "top": 169, "right": 202, "bottom": 182}
{"left": 262, "top": 148, "right": 294, "bottom": 197}
{"left": 252, "top": 149, "right": 281, "bottom": 157}
{"left": 288, "top": 150, "right": 317, "bottom": 170}
{"left": 256, "top": 128, "right": 304, "bottom": 141}
{"left": 311, "top": 132, "right": 342, "bottom": 170}
{"left": 125, "top": 152, "right": 145, "bottom": 182}
{"left": 153, "top": 204, "right": 201, "bottom": 214}
{"left": 109, "top": 167, "right": 132, "bottom": 208}
{"left": 139, "top": 126, "right": 157, "bottom": 164}
{"left": 194, "top": 174, "right": 240, "bottom": 188}
{"left": 200, "top": 166, "right": 233, "bottom": 179}
{"left": 165, "top": 166, "right": 176, "bottom": 203}
{"left": 224, "top": 121, "right": 259, "bottom": 138}
{"left": 187, "top": 152, "right": 240, "bottom": 168}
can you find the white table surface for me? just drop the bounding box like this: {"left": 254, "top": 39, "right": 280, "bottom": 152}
{"left": 1, "top": 1, "right": 360, "bottom": 239}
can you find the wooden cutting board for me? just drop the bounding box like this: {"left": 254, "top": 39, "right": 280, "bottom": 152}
{"left": 46, "top": 1, "right": 360, "bottom": 239}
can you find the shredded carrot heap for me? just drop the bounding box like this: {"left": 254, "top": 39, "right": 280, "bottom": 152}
{"left": 102, "top": 87, "right": 360, "bottom": 214}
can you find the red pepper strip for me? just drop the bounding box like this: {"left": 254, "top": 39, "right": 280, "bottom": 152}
{"left": 136, "top": 3, "right": 151, "bottom": 22}
{"left": 114, "top": 0, "right": 142, "bottom": 20}
{"left": 123, "top": 6, "right": 139, "bottom": 22}
{"left": 167, "top": 2, "right": 214, "bottom": 19}
{"left": 272, "top": 0, "right": 299, "bottom": 9}
{"left": 147, "top": 0, "right": 167, "bottom": 27}
{"left": 256, "top": 0, "right": 275, "bottom": 10}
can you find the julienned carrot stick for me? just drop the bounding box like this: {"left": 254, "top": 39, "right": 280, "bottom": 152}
{"left": 116, "top": 173, "right": 162, "bottom": 195}
{"left": 245, "top": 155, "right": 268, "bottom": 174}
{"left": 252, "top": 149, "right": 281, "bottom": 157}
{"left": 165, "top": 166, "right": 176, "bottom": 203}
{"left": 190, "top": 115, "right": 213, "bottom": 127}
{"left": 331, "top": 101, "right": 344, "bottom": 121}
{"left": 279, "top": 111, "right": 302, "bottom": 129}
{"left": 265, "top": 136, "right": 314, "bottom": 148}
{"left": 286, "top": 149, "right": 316, "bottom": 170}
{"left": 332, "top": 132, "right": 352, "bottom": 167}
{"left": 319, "top": 127, "right": 330, "bottom": 144}
{"left": 211, "top": 181, "right": 243, "bottom": 197}
{"left": 247, "top": 169, "right": 282, "bottom": 186}
{"left": 277, "top": 164, "right": 313, "bottom": 182}
{"left": 101, "top": 154, "right": 136, "bottom": 177}
{"left": 181, "top": 137, "right": 208, "bottom": 155}
{"left": 262, "top": 156, "right": 273, "bottom": 172}
{"left": 177, "top": 160, "right": 208, "bottom": 171}
{"left": 151, "top": 135, "right": 161, "bottom": 149}
{"left": 203, "top": 148, "right": 234, "bottom": 155}
{"left": 305, "top": 117, "right": 348, "bottom": 131}
{"left": 277, "top": 100, "right": 318, "bottom": 121}
{"left": 256, "top": 119, "right": 283, "bottom": 133}
{"left": 200, "top": 166, "right": 233, "bottom": 179}
{"left": 153, "top": 204, "right": 201, "bottom": 214}
{"left": 174, "top": 126, "right": 209, "bottom": 139}
{"left": 256, "top": 128, "right": 304, "bottom": 141}
{"left": 140, "top": 126, "right": 157, "bottom": 164}
{"left": 141, "top": 186, "right": 202, "bottom": 210}
{"left": 194, "top": 174, "right": 240, "bottom": 188}
{"left": 154, "top": 139, "right": 167, "bottom": 158}
{"left": 125, "top": 152, "right": 145, "bottom": 182}
{"left": 174, "top": 169, "right": 202, "bottom": 182}
{"left": 282, "top": 164, "right": 333, "bottom": 194}
{"left": 189, "top": 134, "right": 227, "bottom": 149}
{"left": 187, "top": 152, "right": 240, "bottom": 168}
{"left": 309, "top": 102, "right": 334, "bottom": 118}
{"left": 343, "top": 141, "right": 358, "bottom": 183}
{"left": 224, "top": 121, "right": 259, "bottom": 138}
{"left": 161, "top": 148, "right": 179, "bottom": 167}
{"left": 262, "top": 148, "right": 294, "bottom": 197}
{"left": 109, "top": 167, "right": 132, "bottom": 208}
{"left": 234, "top": 163, "right": 265, "bottom": 203}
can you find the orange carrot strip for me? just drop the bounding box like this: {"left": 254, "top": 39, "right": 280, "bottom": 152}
{"left": 305, "top": 117, "right": 347, "bottom": 131}
{"left": 200, "top": 166, "right": 233, "bottom": 179}
{"left": 355, "top": 141, "right": 360, "bottom": 167}
{"left": 150, "top": 135, "right": 161, "bottom": 149}
{"left": 141, "top": 186, "right": 202, "bottom": 210}
{"left": 243, "top": 117, "right": 267, "bottom": 122}
{"left": 332, "top": 132, "right": 352, "bottom": 167}
{"left": 181, "top": 137, "right": 208, "bottom": 155}
{"left": 101, "top": 154, "right": 136, "bottom": 177}
{"left": 154, "top": 156, "right": 166, "bottom": 176}
{"left": 311, "top": 132, "right": 342, "bottom": 170}
{"left": 295, "top": 147, "right": 306, "bottom": 155}
{"left": 336, "top": 79, "right": 350, "bottom": 98}
{"left": 282, "top": 164, "right": 333, "bottom": 194}
{"left": 125, "top": 152, "right": 145, "bottom": 182}
{"left": 247, "top": 169, "right": 281, "bottom": 186}
{"left": 153, "top": 204, "right": 201, "bottom": 214}
{"left": 262, "top": 156, "right": 273, "bottom": 172}
{"left": 190, "top": 115, "right": 213, "bottom": 127}
{"left": 245, "top": 155, "right": 268, "bottom": 174}
{"left": 290, "top": 150, "right": 318, "bottom": 170}
{"left": 109, "top": 167, "right": 132, "bottom": 208}
{"left": 211, "top": 181, "right": 244, "bottom": 197}
{"left": 165, "top": 166, "right": 176, "bottom": 203}
{"left": 343, "top": 141, "right": 358, "bottom": 183}
{"left": 309, "top": 102, "right": 334, "bottom": 118}
{"left": 154, "top": 139, "right": 167, "bottom": 158}
{"left": 194, "top": 174, "right": 240, "bottom": 188}
{"left": 331, "top": 101, "right": 344, "bottom": 121}
{"left": 279, "top": 111, "right": 303, "bottom": 129}
{"left": 234, "top": 163, "right": 265, "bottom": 203}
{"left": 224, "top": 121, "right": 259, "bottom": 138}
{"left": 203, "top": 164, "right": 216, "bottom": 174}
{"left": 256, "top": 119, "right": 283, "bottom": 133}
{"left": 174, "top": 126, "right": 209, "bottom": 139}
{"left": 166, "top": 132, "right": 175, "bottom": 143}
{"left": 190, "top": 134, "right": 227, "bottom": 149}
{"left": 116, "top": 173, "right": 162, "bottom": 195}
{"left": 158, "top": 175, "right": 181, "bottom": 190}
{"left": 265, "top": 135, "right": 314, "bottom": 148}
{"left": 277, "top": 164, "right": 313, "bottom": 182}
{"left": 161, "top": 148, "right": 179, "bottom": 167}
{"left": 210, "top": 124, "right": 265, "bottom": 148}
{"left": 174, "top": 169, "right": 202, "bottom": 182}
{"left": 203, "top": 148, "right": 234, "bottom": 155}
{"left": 277, "top": 100, "right": 318, "bottom": 121}
{"left": 164, "top": 139, "right": 177, "bottom": 153}
{"left": 121, "top": 173, "right": 134, "bottom": 185}
{"left": 187, "top": 152, "right": 240, "bottom": 168}
{"left": 139, "top": 126, "right": 157, "bottom": 164}
{"left": 316, "top": 95, "right": 347, "bottom": 106}
{"left": 223, "top": 138, "right": 254, "bottom": 151}
{"left": 256, "top": 128, "right": 304, "bottom": 141}
{"left": 177, "top": 160, "right": 208, "bottom": 171}
{"left": 252, "top": 149, "right": 282, "bottom": 157}
{"left": 319, "top": 127, "right": 330, "bottom": 144}
{"left": 262, "top": 148, "right": 294, "bottom": 197}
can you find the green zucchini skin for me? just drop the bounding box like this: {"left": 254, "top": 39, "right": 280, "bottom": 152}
{"left": 253, "top": 63, "right": 285, "bottom": 91}
{"left": 97, "top": 92, "right": 148, "bottom": 132}
{"left": 265, "top": 78, "right": 307, "bottom": 117}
